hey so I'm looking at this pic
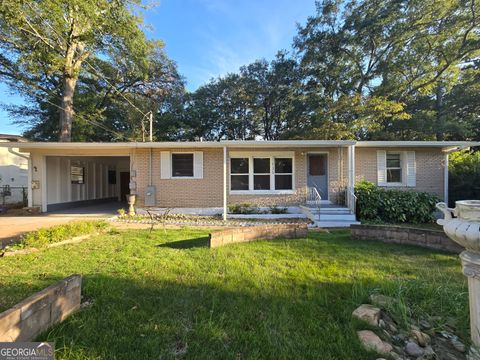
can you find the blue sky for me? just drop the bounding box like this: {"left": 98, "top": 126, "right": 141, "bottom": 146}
{"left": 0, "top": 0, "right": 315, "bottom": 135}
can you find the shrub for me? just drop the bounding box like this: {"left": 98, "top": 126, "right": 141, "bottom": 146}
{"left": 228, "top": 203, "right": 260, "bottom": 214}
{"left": 18, "top": 220, "right": 108, "bottom": 249}
{"left": 269, "top": 205, "right": 288, "bottom": 214}
{"left": 354, "top": 181, "right": 439, "bottom": 224}
{"left": 449, "top": 149, "right": 480, "bottom": 207}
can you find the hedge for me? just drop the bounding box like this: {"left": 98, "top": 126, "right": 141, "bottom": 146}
{"left": 354, "top": 181, "right": 439, "bottom": 224}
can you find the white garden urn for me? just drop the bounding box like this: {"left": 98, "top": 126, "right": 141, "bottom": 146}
{"left": 437, "top": 200, "right": 480, "bottom": 358}
{"left": 126, "top": 194, "right": 136, "bottom": 216}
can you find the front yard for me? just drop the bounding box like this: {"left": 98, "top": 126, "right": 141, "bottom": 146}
{"left": 0, "top": 228, "right": 469, "bottom": 359}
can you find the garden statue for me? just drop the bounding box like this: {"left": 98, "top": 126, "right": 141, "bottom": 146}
{"left": 127, "top": 194, "right": 136, "bottom": 216}
{"left": 437, "top": 200, "right": 480, "bottom": 359}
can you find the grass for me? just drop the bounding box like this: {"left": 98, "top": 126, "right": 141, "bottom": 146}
{"left": 0, "top": 228, "right": 468, "bottom": 359}
{"left": 5, "top": 220, "right": 108, "bottom": 250}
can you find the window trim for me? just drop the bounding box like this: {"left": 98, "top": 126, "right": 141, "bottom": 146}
{"left": 384, "top": 152, "right": 404, "bottom": 186}
{"left": 171, "top": 152, "right": 195, "bottom": 179}
{"left": 229, "top": 151, "right": 295, "bottom": 195}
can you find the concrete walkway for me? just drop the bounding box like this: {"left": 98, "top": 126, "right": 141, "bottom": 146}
{"left": 0, "top": 202, "right": 123, "bottom": 245}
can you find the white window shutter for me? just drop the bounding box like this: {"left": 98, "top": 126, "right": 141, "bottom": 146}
{"left": 406, "top": 151, "right": 416, "bottom": 187}
{"left": 194, "top": 151, "right": 203, "bottom": 179}
{"left": 377, "top": 150, "right": 387, "bottom": 186}
{"left": 160, "top": 151, "right": 171, "bottom": 179}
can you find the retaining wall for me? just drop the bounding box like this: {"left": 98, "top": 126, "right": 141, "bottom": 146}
{"left": 350, "top": 224, "right": 463, "bottom": 253}
{"left": 0, "top": 274, "right": 82, "bottom": 341}
{"left": 209, "top": 224, "right": 308, "bottom": 248}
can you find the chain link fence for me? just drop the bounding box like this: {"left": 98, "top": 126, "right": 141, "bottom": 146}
{"left": 1, "top": 185, "right": 27, "bottom": 207}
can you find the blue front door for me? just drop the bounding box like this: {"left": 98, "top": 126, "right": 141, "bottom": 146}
{"left": 307, "top": 154, "right": 328, "bottom": 200}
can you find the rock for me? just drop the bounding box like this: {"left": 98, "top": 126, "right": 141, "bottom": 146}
{"left": 370, "top": 294, "right": 396, "bottom": 309}
{"left": 410, "top": 329, "right": 431, "bottom": 347}
{"left": 352, "top": 304, "right": 381, "bottom": 326}
{"left": 357, "top": 330, "right": 393, "bottom": 355}
{"left": 419, "top": 319, "right": 432, "bottom": 330}
{"left": 405, "top": 341, "right": 425, "bottom": 357}
{"left": 379, "top": 319, "right": 386, "bottom": 328}
{"left": 450, "top": 336, "right": 466, "bottom": 353}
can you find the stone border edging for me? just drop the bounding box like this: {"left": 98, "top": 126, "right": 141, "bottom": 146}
{"left": 350, "top": 224, "right": 463, "bottom": 253}
{"left": 1, "top": 234, "right": 96, "bottom": 257}
{"left": 209, "top": 224, "right": 308, "bottom": 248}
{"left": 0, "top": 274, "right": 82, "bottom": 341}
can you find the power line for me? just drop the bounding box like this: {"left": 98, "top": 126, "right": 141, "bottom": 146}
{"left": 26, "top": 1, "right": 149, "bottom": 118}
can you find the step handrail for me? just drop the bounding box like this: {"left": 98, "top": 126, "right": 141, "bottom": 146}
{"left": 346, "top": 187, "right": 357, "bottom": 215}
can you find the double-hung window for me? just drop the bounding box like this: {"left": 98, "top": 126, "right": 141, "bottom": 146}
{"left": 230, "top": 154, "right": 294, "bottom": 193}
{"left": 386, "top": 153, "right": 402, "bottom": 183}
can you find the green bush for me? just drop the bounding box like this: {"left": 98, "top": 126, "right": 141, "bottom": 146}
{"left": 228, "top": 203, "right": 260, "bottom": 214}
{"left": 449, "top": 149, "right": 480, "bottom": 207}
{"left": 18, "top": 220, "right": 108, "bottom": 249}
{"left": 354, "top": 181, "right": 439, "bottom": 224}
{"left": 269, "top": 205, "right": 288, "bottom": 214}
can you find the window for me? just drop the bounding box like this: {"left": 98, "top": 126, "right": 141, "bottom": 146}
{"left": 386, "top": 153, "right": 402, "bottom": 183}
{"left": 230, "top": 154, "right": 294, "bottom": 193}
{"left": 231, "top": 158, "right": 249, "bottom": 190}
{"left": 71, "top": 166, "right": 84, "bottom": 184}
{"left": 253, "top": 158, "right": 270, "bottom": 190}
{"left": 108, "top": 170, "right": 117, "bottom": 185}
{"left": 275, "top": 158, "right": 293, "bottom": 190}
{"left": 172, "top": 153, "right": 194, "bottom": 177}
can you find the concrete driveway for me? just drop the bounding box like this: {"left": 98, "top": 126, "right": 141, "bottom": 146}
{"left": 0, "top": 202, "right": 123, "bottom": 245}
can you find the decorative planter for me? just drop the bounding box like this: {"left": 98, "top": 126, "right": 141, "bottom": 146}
{"left": 437, "top": 200, "right": 480, "bottom": 358}
{"left": 126, "top": 194, "right": 136, "bottom": 216}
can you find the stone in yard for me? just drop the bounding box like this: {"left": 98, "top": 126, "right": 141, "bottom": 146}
{"left": 450, "top": 336, "right": 466, "bottom": 353}
{"left": 405, "top": 341, "right": 424, "bottom": 357}
{"left": 357, "top": 330, "right": 393, "bottom": 355}
{"left": 410, "top": 329, "right": 431, "bottom": 347}
{"left": 352, "top": 304, "right": 381, "bottom": 326}
{"left": 369, "top": 294, "right": 396, "bottom": 309}
{"left": 419, "top": 319, "right": 432, "bottom": 330}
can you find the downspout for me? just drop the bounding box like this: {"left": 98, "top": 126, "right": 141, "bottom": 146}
{"left": 223, "top": 146, "right": 227, "bottom": 221}
{"left": 8, "top": 147, "right": 32, "bottom": 207}
{"left": 149, "top": 147, "right": 153, "bottom": 187}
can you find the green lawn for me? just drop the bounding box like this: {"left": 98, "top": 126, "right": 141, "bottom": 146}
{"left": 0, "top": 228, "right": 469, "bottom": 359}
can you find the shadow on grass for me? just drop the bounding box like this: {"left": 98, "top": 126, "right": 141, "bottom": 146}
{"left": 33, "top": 274, "right": 383, "bottom": 360}
{"left": 157, "top": 236, "right": 210, "bottom": 249}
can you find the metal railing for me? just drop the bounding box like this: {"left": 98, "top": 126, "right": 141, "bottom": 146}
{"left": 346, "top": 187, "right": 357, "bottom": 215}
{"left": 306, "top": 186, "right": 322, "bottom": 207}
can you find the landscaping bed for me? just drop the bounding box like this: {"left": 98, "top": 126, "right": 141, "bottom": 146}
{"left": 0, "top": 228, "right": 469, "bottom": 359}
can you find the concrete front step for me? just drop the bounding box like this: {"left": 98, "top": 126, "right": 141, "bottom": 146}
{"left": 314, "top": 220, "right": 361, "bottom": 228}
{"left": 313, "top": 213, "right": 357, "bottom": 221}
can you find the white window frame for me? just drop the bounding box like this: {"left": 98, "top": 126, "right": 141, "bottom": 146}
{"left": 171, "top": 152, "right": 195, "bottom": 178}
{"left": 386, "top": 152, "right": 403, "bottom": 186}
{"left": 229, "top": 151, "right": 295, "bottom": 195}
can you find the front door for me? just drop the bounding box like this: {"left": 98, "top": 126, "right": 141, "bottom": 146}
{"left": 120, "top": 172, "right": 130, "bottom": 202}
{"left": 307, "top": 154, "right": 328, "bottom": 200}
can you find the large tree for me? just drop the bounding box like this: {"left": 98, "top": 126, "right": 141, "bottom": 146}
{"left": 294, "top": 0, "right": 480, "bottom": 140}
{"left": 0, "top": 0, "right": 153, "bottom": 141}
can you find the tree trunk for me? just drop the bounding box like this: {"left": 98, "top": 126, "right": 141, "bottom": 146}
{"left": 59, "top": 75, "right": 77, "bottom": 142}
{"left": 435, "top": 83, "right": 445, "bottom": 141}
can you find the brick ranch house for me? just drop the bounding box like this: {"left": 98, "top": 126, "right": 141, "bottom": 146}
{"left": 0, "top": 140, "right": 477, "bottom": 226}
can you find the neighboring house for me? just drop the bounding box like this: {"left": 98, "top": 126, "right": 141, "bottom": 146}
{"left": 0, "top": 134, "right": 28, "bottom": 205}
{"left": 0, "top": 140, "right": 477, "bottom": 226}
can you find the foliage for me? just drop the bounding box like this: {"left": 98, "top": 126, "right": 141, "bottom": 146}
{"left": 0, "top": 228, "right": 468, "bottom": 358}
{"left": 0, "top": 0, "right": 183, "bottom": 142}
{"left": 14, "top": 220, "right": 108, "bottom": 249}
{"left": 449, "top": 149, "right": 480, "bottom": 206}
{"left": 227, "top": 203, "right": 260, "bottom": 214}
{"left": 269, "top": 205, "right": 288, "bottom": 214}
{"left": 354, "top": 181, "right": 439, "bottom": 223}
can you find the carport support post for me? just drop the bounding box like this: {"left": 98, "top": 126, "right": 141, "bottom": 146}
{"left": 223, "top": 146, "right": 227, "bottom": 221}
